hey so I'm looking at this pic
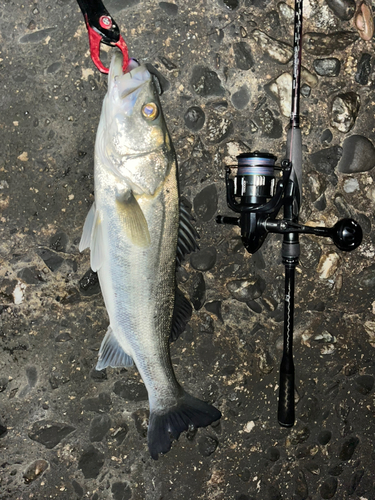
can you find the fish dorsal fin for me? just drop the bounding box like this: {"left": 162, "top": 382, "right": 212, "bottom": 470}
{"left": 116, "top": 190, "right": 151, "bottom": 248}
{"left": 79, "top": 202, "right": 104, "bottom": 272}
{"left": 176, "top": 203, "right": 199, "bottom": 266}
{"left": 96, "top": 326, "right": 133, "bottom": 370}
{"left": 170, "top": 288, "right": 192, "bottom": 342}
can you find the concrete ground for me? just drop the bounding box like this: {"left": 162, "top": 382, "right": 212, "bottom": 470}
{"left": 1, "top": 0, "right": 375, "bottom": 498}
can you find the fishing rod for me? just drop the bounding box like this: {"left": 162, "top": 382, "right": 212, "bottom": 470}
{"left": 217, "top": 0, "right": 362, "bottom": 426}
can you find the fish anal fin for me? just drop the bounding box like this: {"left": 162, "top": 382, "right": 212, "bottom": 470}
{"left": 148, "top": 390, "right": 221, "bottom": 460}
{"left": 116, "top": 190, "right": 151, "bottom": 248}
{"left": 96, "top": 326, "right": 133, "bottom": 370}
{"left": 170, "top": 289, "right": 192, "bottom": 342}
{"left": 91, "top": 210, "right": 104, "bottom": 272}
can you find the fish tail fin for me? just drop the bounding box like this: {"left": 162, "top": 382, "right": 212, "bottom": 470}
{"left": 148, "top": 391, "right": 221, "bottom": 460}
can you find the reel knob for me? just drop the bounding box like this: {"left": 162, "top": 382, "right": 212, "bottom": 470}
{"left": 330, "top": 218, "right": 363, "bottom": 252}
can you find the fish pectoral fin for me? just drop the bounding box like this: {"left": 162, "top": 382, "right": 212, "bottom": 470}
{"left": 116, "top": 190, "right": 151, "bottom": 248}
{"left": 170, "top": 288, "right": 192, "bottom": 342}
{"left": 96, "top": 326, "right": 133, "bottom": 370}
{"left": 79, "top": 202, "right": 96, "bottom": 252}
{"left": 79, "top": 202, "right": 104, "bottom": 272}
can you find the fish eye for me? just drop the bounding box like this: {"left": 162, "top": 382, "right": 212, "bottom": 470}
{"left": 141, "top": 102, "right": 159, "bottom": 121}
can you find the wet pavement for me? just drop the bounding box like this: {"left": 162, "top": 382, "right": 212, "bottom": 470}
{"left": 1, "top": 0, "right": 375, "bottom": 498}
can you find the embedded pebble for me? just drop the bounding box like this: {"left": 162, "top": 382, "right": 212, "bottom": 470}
{"left": 354, "top": 374, "right": 374, "bottom": 394}
{"left": 326, "top": 0, "right": 356, "bottom": 20}
{"left": 354, "top": 1, "right": 374, "bottom": 41}
{"left": 295, "top": 470, "right": 309, "bottom": 500}
{"left": 28, "top": 420, "right": 75, "bottom": 449}
{"left": 198, "top": 435, "right": 218, "bottom": 456}
{"left": 267, "top": 72, "right": 292, "bottom": 117}
{"left": 313, "top": 58, "right": 341, "bottom": 77}
{"left": 266, "top": 446, "right": 280, "bottom": 461}
{"left": 82, "top": 392, "right": 112, "bottom": 412}
{"left": 303, "top": 31, "right": 358, "bottom": 56}
{"left": 191, "top": 66, "right": 225, "bottom": 97}
{"left": 256, "top": 108, "right": 282, "bottom": 138}
{"left": 331, "top": 92, "right": 360, "bottom": 133}
{"left": 231, "top": 85, "right": 250, "bottom": 110}
{"left": 204, "top": 112, "right": 233, "bottom": 143}
{"left": 355, "top": 53, "right": 372, "bottom": 85}
{"left": 251, "top": 29, "right": 292, "bottom": 63}
{"left": 226, "top": 276, "right": 266, "bottom": 303}
{"left": 190, "top": 247, "right": 217, "bottom": 271}
{"left": 0, "top": 421, "right": 7, "bottom": 438}
{"left": 205, "top": 301, "right": 223, "bottom": 322}
{"left": 189, "top": 272, "right": 206, "bottom": 310}
{"left": 339, "top": 436, "right": 359, "bottom": 460}
{"left": 317, "top": 430, "right": 332, "bottom": 445}
{"left": 343, "top": 178, "right": 359, "bottom": 193}
{"left": 89, "top": 414, "right": 112, "bottom": 442}
{"left": 337, "top": 135, "right": 375, "bottom": 173}
{"left": 50, "top": 231, "right": 68, "bottom": 252}
{"left": 334, "top": 194, "right": 371, "bottom": 232}
{"left": 184, "top": 106, "right": 205, "bottom": 132}
{"left": 193, "top": 184, "right": 218, "bottom": 221}
{"left": 78, "top": 445, "right": 105, "bottom": 479}
{"left": 19, "top": 27, "right": 57, "bottom": 44}
{"left": 320, "top": 129, "right": 333, "bottom": 144}
{"left": 37, "top": 249, "right": 64, "bottom": 272}
{"left": 79, "top": 269, "right": 101, "bottom": 296}
{"left": 233, "top": 42, "right": 254, "bottom": 70}
{"left": 113, "top": 380, "right": 148, "bottom": 401}
{"left": 159, "top": 2, "right": 178, "bottom": 16}
{"left": 23, "top": 460, "right": 49, "bottom": 484}
{"left": 348, "top": 470, "right": 364, "bottom": 494}
{"left": 309, "top": 145, "right": 341, "bottom": 185}
{"left": 320, "top": 477, "right": 338, "bottom": 499}
{"left": 219, "top": 0, "right": 239, "bottom": 9}
{"left": 111, "top": 482, "right": 132, "bottom": 500}
{"left": 278, "top": 2, "right": 294, "bottom": 23}
{"left": 316, "top": 252, "right": 340, "bottom": 279}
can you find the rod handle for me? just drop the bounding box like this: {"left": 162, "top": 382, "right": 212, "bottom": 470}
{"left": 278, "top": 367, "right": 295, "bottom": 427}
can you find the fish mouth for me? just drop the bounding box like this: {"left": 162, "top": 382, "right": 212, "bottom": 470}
{"left": 109, "top": 53, "right": 152, "bottom": 99}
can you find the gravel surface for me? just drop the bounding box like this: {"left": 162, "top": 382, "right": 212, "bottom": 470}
{"left": 1, "top": 0, "right": 375, "bottom": 499}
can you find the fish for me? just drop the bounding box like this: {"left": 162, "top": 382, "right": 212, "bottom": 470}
{"left": 79, "top": 52, "right": 221, "bottom": 459}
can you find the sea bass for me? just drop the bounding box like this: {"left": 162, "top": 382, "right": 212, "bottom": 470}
{"left": 79, "top": 53, "right": 221, "bottom": 459}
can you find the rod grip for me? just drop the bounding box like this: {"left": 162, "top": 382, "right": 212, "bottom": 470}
{"left": 278, "top": 368, "right": 295, "bottom": 427}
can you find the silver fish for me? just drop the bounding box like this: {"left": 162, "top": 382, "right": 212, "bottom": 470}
{"left": 79, "top": 53, "right": 221, "bottom": 459}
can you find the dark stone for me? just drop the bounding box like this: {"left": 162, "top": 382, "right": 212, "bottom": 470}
{"left": 320, "top": 129, "right": 333, "bottom": 144}
{"left": 79, "top": 269, "right": 101, "bottom": 296}
{"left": 19, "top": 27, "right": 57, "bottom": 44}
{"left": 355, "top": 53, "right": 372, "bottom": 85}
{"left": 317, "top": 430, "right": 332, "bottom": 445}
{"left": 113, "top": 424, "right": 129, "bottom": 444}
{"left": 111, "top": 482, "right": 132, "bottom": 500}
{"left": 193, "top": 184, "right": 218, "bottom": 221}
{"left": 72, "top": 480, "right": 84, "bottom": 498}
{"left": 198, "top": 435, "right": 218, "bottom": 456}
{"left": 17, "top": 267, "right": 42, "bottom": 285}
{"left": 313, "top": 58, "right": 341, "bottom": 77}
{"left": 299, "top": 396, "right": 321, "bottom": 423}
{"left": 326, "top": 0, "right": 356, "bottom": 20}
{"left": 191, "top": 66, "right": 225, "bottom": 97}
{"left": 320, "top": 477, "right": 338, "bottom": 498}
{"left": 227, "top": 276, "right": 266, "bottom": 303}
{"left": 314, "top": 193, "right": 326, "bottom": 211}
{"left": 89, "top": 414, "right": 112, "bottom": 442}
{"left": 78, "top": 446, "right": 105, "bottom": 479}
{"left": 266, "top": 446, "right": 280, "bottom": 461}
{"left": 238, "top": 468, "right": 251, "bottom": 482}
{"left": 339, "top": 436, "right": 359, "bottom": 460}
{"left": 334, "top": 194, "right": 371, "bottom": 233}
{"left": 90, "top": 368, "right": 107, "bottom": 381}
{"left": 309, "top": 146, "right": 342, "bottom": 175}
{"left": 231, "top": 85, "right": 250, "bottom": 109}
{"left": 23, "top": 459, "right": 49, "bottom": 484}
{"left": 37, "top": 249, "right": 64, "bottom": 272}
{"left": 233, "top": 42, "right": 254, "bottom": 70}
{"left": 257, "top": 108, "right": 283, "bottom": 138}
{"left": 158, "top": 56, "right": 177, "bottom": 70}
{"left": 47, "top": 62, "right": 61, "bottom": 74}
{"left": 219, "top": 0, "right": 239, "bottom": 9}
{"left": 267, "top": 485, "right": 282, "bottom": 500}
{"left": 82, "top": 392, "right": 112, "bottom": 412}
{"left": 204, "top": 112, "right": 233, "bottom": 143}
{"left": 190, "top": 272, "right": 206, "bottom": 310}
{"left": 354, "top": 375, "right": 374, "bottom": 395}
{"left": 199, "top": 313, "right": 215, "bottom": 334}
{"left": 348, "top": 469, "right": 364, "bottom": 495}
{"left": 0, "top": 377, "right": 8, "bottom": 392}
{"left": 0, "top": 421, "right": 7, "bottom": 438}
{"left": 55, "top": 331, "right": 72, "bottom": 342}
{"left": 184, "top": 106, "right": 206, "bottom": 132}
{"left": 28, "top": 420, "right": 75, "bottom": 449}
{"left": 113, "top": 380, "right": 148, "bottom": 401}
{"left": 328, "top": 463, "right": 344, "bottom": 476}
{"left": 300, "top": 84, "right": 311, "bottom": 97}
{"left": 358, "top": 264, "right": 375, "bottom": 288}
{"left": 205, "top": 301, "right": 223, "bottom": 322}
{"left": 337, "top": 135, "right": 375, "bottom": 173}
{"left": 49, "top": 372, "right": 70, "bottom": 390}
{"left": 295, "top": 470, "right": 308, "bottom": 500}
{"left": 303, "top": 31, "right": 358, "bottom": 56}
{"left": 159, "top": 2, "right": 178, "bottom": 16}
{"left": 190, "top": 247, "right": 217, "bottom": 271}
